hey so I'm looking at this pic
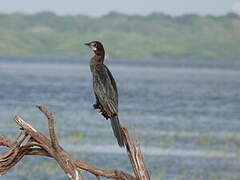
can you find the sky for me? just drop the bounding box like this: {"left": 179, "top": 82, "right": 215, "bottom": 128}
{"left": 0, "top": 0, "right": 238, "bottom": 16}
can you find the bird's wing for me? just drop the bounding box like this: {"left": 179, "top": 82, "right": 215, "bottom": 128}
{"left": 93, "top": 64, "right": 118, "bottom": 116}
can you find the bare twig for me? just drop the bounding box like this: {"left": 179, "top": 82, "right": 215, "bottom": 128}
{"left": 36, "top": 105, "right": 60, "bottom": 150}
{"left": 14, "top": 114, "right": 83, "bottom": 180}
{"left": 0, "top": 136, "right": 15, "bottom": 147}
{"left": 0, "top": 105, "right": 149, "bottom": 180}
{"left": 122, "top": 128, "right": 150, "bottom": 180}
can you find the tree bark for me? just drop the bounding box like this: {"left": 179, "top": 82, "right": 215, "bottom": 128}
{"left": 0, "top": 105, "right": 150, "bottom": 180}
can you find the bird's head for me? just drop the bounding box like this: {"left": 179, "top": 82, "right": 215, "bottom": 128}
{"left": 84, "top": 41, "right": 105, "bottom": 57}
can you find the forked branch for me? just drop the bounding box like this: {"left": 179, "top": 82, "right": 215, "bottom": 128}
{"left": 0, "top": 105, "right": 149, "bottom": 180}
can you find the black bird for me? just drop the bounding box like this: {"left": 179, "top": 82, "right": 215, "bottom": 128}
{"left": 85, "top": 41, "right": 125, "bottom": 147}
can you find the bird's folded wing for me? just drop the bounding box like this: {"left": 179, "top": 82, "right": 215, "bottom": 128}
{"left": 93, "top": 64, "right": 118, "bottom": 115}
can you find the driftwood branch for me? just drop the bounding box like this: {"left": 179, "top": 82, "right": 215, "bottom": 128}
{"left": 0, "top": 105, "right": 150, "bottom": 180}
{"left": 122, "top": 128, "right": 150, "bottom": 180}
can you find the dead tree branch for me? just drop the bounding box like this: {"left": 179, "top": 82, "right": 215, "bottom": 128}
{"left": 122, "top": 128, "right": 150, "bottom": 180}
{"left": 0, "top": 105, "right": 149, "bottom": 180}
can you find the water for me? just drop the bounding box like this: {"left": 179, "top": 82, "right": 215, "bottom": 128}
{"left": 1, "top": 56, "right": 240, "bottom": 180}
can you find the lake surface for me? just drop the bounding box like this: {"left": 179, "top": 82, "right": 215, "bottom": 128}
{"left": 1, "top": 56, "right": 240, "bottom": 180}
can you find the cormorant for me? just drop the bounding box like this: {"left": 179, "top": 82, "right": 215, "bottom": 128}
{"left": 84, "top": 41, "right": 125, "bottom": 147}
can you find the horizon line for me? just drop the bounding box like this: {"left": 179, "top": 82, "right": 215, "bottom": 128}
{"left": 0, "top": 10, "right": 238, "bottom": 18}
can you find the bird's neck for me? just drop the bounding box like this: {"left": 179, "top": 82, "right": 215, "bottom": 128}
{"left": 92, "top": 50, "right": 105, "bottom": 64}
{"left": 95, "top": 50, "right": 105, "bottom": 60}
{"left": 90, "top": 54, "right": 105, "bottom": 72}
{"left": 92, "top": 54, "right": 104, "bottom": 64}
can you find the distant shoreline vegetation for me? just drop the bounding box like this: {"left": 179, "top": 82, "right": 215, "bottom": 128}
{"left": 0, "top": 11, "right": 239, "bottom": 60}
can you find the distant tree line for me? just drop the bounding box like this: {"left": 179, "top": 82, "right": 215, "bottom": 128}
{"left": 0, "top": 11, "right": 239, "bottom": 60}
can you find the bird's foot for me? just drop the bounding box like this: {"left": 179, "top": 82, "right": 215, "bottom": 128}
{"left": 97, "top": 109, "right": 109, "bottom": 120}
{"left": 93, "top": 103, "right": 100, "bottom": 109}
{"left": 101, "top": 111, "right": 110, "bottom": 120}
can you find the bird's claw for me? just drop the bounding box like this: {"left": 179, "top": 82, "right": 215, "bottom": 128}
{"left": 93, "top": 104, "right": 100, "bottom": 109}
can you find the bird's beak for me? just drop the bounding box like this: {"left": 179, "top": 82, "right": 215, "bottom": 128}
{"left": 84, "top": 43, "right": 91, "bottom": 47}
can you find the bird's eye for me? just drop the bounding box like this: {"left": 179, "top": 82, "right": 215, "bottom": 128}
{"left": 92, "top": 43, "right": 97, "bottom": 47}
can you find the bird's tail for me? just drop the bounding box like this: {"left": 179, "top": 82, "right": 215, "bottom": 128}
{"left": 110, "top": 115, "right": 125, "bottom": 147}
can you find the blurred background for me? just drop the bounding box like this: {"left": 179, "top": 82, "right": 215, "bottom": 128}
{"left": 0, "top": 0, "right": 240, "bottom": 180}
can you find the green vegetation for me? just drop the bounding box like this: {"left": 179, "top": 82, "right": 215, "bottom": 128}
{"left": 0, "top": 11, "right": 239, "bottom": 60}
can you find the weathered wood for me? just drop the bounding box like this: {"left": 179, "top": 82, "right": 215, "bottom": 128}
{"left": 0, "top": 105, "right": 150, "bottom": 180}
{"left": 122, "top": 128, "right": 150, "bottom": 180}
